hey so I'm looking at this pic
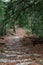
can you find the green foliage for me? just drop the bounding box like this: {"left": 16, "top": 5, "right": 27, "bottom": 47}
{"left": 12, "top": 0, "right": 43, "bottom": 37}
{"left": 0, "top": 0, "right": 43, "bottom": 36}
{"left": 0, "top": 0, "right": 4, "bottom": 20}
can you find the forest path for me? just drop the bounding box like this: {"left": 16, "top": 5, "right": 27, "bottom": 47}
{"left": 0, "top": 35, "right": 43, "bottom": 65}
{"left": 0, "top": 28, "right": 43, "bottom": 65}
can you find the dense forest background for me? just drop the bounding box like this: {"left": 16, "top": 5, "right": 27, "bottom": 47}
{"left": 0, "top": 0, "right": 43, "bottom": 37}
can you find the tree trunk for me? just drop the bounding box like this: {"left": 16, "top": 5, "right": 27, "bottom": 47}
{"left": 13, "top": 25, "right": 16, "bottom": 32}
{"left": 0, "top": 22, "right": 6, "bottom": 36}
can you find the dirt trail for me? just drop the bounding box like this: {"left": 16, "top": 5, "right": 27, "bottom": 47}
{"left": 0, "top": 28, "right": 43, "bottom": 65}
